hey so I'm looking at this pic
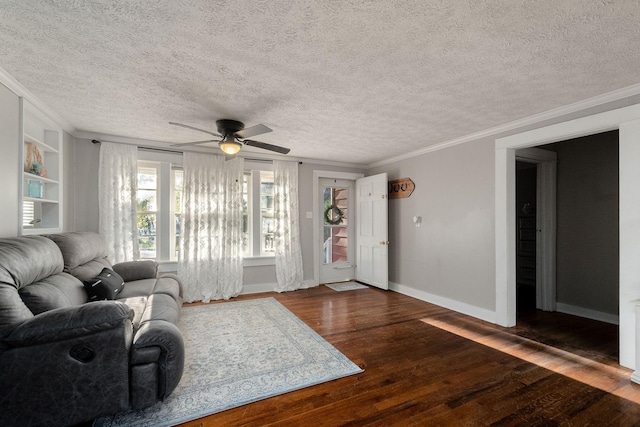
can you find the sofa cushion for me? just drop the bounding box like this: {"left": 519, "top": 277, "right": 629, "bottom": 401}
{"left": 19, "top": 273, "right": 87, "bottom": 315}
{"left": 116, "top": 296, "right": 148, "bottom": 330}
{"left": 84, "top": 268, "right": 125, "bottom": 301}
{"left": 0, "top": 236, "right": 63, "bottom": 290}
{"left": 116, "top": 278, "right": 157, "bottom": 299}
{"left": 46, "top": 232, "right": 111, "bottom": 281}
{"left": 0, "top": 286, "right": 34, "bottom": 329}
{"left": 139, "top": 294, "right": 181, "bottom": 326}
{"left": 151, "top": 276, "right": 182, "bottom": 301}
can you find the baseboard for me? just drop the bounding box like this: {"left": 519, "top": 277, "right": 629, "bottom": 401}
{"left": 241, "top": 280, "right": 319, "bottom": 295}
{"left": 555, "top": 302, "right": 619, "bottom": 325}
{"left": 389, "top": 281, "right": 497, "bottom": 324}
{"left": 241, "top": 282, "right": 278, "bottom": 295}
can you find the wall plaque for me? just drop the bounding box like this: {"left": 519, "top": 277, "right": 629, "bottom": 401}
{"left": 388, "top": 178, "right": 415, "bottom": 199}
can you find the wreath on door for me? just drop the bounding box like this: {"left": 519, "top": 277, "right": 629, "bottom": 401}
{"left": 324, "top": 205, "right": 344, "bottom": 225}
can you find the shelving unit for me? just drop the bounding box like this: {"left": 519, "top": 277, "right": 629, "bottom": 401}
{"left": 19, "top": 99, "right": 63, "bottom": 235}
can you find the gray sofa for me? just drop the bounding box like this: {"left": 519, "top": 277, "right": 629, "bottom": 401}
{"left": 0, "top": 231, "right": 185, "bottom": 427}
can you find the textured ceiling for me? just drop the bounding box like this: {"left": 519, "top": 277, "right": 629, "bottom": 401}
{"left": 1, "top": 1, "right": 640, "bottom": 165}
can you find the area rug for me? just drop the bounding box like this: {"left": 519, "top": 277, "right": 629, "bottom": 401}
{"left": 326, "top": 281, "right": 368, "bottom": 291}
{"left": 94, "top": 297, "right": 362, "bottom": 427}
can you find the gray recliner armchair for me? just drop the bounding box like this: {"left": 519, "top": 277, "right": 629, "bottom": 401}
{"left": 0, "top": 232, "right": 185, "bottom": 427}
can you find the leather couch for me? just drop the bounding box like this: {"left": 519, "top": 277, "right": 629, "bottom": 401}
{"left": 0, "top": 231, "right": 185, "bottom": 427}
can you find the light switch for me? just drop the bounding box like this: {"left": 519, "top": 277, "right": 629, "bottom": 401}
{"left": 306, "top": 211, "right": 313, "bottom": 219}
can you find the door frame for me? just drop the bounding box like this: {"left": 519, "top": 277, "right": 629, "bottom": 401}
{"left": 313, "top": 170, "right": 364, "bottom": 285}
{"left": 494, "top": 102, "right": 640, "bottom": 370}
{"left": 318, "top": 177, "right": 356, "bottom": 284}
{"left": 515, "top": 148, "right": 557, "bottom": 312}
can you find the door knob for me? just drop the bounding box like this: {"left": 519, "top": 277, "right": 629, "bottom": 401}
{"left": 379, "top": 240, "right": 389, "bottom": 245}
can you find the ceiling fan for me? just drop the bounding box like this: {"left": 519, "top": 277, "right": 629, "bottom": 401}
{"left": 170, "top": 119, "right": 290, "bottom": 158}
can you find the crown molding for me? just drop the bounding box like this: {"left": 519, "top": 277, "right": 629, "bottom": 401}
{"left": 0, "top": 66, "right": 77, "bottom": 135}
{"left": 366, "top": 82, "right": 640, "bottom": 169}
{"left": 75, "top": 130, "right": 367, "bottom": 170}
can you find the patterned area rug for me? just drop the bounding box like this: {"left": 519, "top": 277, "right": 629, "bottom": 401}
{"left": 95, "top": 298, "right": 362, "bottom": 427}
{"left": 326, "top": 281, "right": 369, "bottom": 291}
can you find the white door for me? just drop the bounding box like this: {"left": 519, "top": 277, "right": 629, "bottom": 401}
{"left": 356, "top": 173, "right": 389, "bottom": 290}
{"left": 319, "top": 178, "right": 355, "bottom": 284}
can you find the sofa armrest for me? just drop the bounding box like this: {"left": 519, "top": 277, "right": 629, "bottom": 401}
{"left": 6, "top": 301, "right": 133, "bottom": 347}
{"left": 113, "top": 260, "right": 158, "bottom": 282}
{"left": 0, "top": 302, "right": 134, "bottom": 426}
{"left": 132, "top": 320, "right": 185, "bottom": 401}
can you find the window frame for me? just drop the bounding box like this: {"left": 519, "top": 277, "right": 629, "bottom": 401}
{"left": 136, "top": 161, "right": 160, "bottom": 260}
{"left": 244, "top": 161, "right": 275, "bottom": 266}
{"left": 136, "top": 150, "right": 183, "bottom": 269}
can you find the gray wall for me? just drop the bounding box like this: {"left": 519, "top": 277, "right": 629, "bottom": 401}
{"left": 73, "top": 138, "right": 100, "bottom": 232}
{"left": 62, "top": 130, "right": 76, "bottom": 232}
{"left": 367, "top": 95, "right": 640, "bottom": 318}
{"left": 370, "top": 138, "right": 497, "bottom": 310}
{"left": 0, "top": 83, "right": 20, "bottom": 237}
{"left": 545, "top": 131, "right": 619, "bottom": 315}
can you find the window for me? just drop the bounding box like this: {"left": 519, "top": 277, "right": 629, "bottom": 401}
{"left": 171, "top": 169, "right": 183, "bottom": 260}
{"left": 243, "top": 164, "right": 275, "bottom": 259}
{"left": 22, "top": 201, "right": 35, "bottom": 229}
{"left": 136, "top": 155, "right": 183, "bottom": 262}
{"left": 260, "top": 171, "right": 275, "bottom": 256}
{"left": 137, "top": 164, "right": 158, "bottom": 259}
{"left": 135, "top": 156, "right": 271, "bottom": 265}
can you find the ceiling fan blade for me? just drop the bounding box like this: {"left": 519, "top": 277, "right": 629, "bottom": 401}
{"left": 235, "top": 124, "right": 272, "bottom": 139}
{"left": 169, "top": 122, "right": 221, "bottom": 138}
{"left": 170, "top": 139, "right": 218, "bottom": 147}
{"left": 244, "top": 139, "right": 290, "bottom": 155}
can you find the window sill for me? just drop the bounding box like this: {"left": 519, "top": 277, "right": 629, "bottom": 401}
{"left": 244, "top": 256, "right": 275, "bottom": 267}
{"left": 155, "top": 257, "right": 275, "bottom": 271}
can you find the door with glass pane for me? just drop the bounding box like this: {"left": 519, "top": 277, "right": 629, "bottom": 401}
{"left": 319, "top": 178, "right": 355, "bottom": 284}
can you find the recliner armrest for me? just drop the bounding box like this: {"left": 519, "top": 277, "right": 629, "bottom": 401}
{"left": 0, "top": 301, "right": 134, "bottom": 426}
{"left": 112, "top": 260, "right": 158, "bottom": 282}
{"left": 6, "top": 301, "right": 133, "bottom": 347}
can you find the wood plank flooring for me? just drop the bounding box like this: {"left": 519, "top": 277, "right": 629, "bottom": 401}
{"left": 178, "top": 285, "right": 640, "bottom": 426}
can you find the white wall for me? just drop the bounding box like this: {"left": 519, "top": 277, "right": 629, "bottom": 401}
{"left": 0, "top": 83, "right": 19, "bottom": 237}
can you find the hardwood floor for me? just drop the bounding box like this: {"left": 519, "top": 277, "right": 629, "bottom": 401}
{"left": 179, "top": 286, "right": 640, "bottom": 426}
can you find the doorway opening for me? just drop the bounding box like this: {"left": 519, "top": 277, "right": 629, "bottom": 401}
{"left": 495, "top": 102, "right": 640, "bottom": 370}
{"left": 319, "top": 178, "right": 355, "bottom": 284}
{"left": 514, "top": 132, "right": 620, "bottom": 365}
{"left": 515, "top": 161, "right": 537, "bottom": 313}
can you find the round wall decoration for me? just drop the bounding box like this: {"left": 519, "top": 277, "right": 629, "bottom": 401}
{"left": 324, "top": 205, "right": 344, "bottom": 225}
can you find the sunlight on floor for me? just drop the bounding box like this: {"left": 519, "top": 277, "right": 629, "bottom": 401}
{"left": 421, "top": 316, "right": 640, "bottom": 404}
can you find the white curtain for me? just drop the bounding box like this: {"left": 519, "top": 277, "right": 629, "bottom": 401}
{"left": 179, "top": 152, "right": 244, "bottom": 302}
{"left": 273, "top": 160, "right": 309, "bottom": 292}
{"left": 98, "top": 142, "right": 139, "bottom": 263}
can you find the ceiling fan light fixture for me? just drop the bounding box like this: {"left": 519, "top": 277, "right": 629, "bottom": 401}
{"left": 219, "top": 134, "right": 242, "bottom": 155}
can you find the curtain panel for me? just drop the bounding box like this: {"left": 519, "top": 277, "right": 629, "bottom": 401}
{"left": 179, "top": 152, "right": 244, "bottom": 302}
{"left": 98, "top": 142, "right": 139, "bottom": 263}
{"left": 273, "top": 160, "right": 310, "bottom": 292}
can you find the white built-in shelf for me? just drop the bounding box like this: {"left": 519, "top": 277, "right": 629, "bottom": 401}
{"left": 24, "top": 197, "right": 59, "bottom": 204}
{"left": 19, "top": 99, "right": 63, "bottom": 235}
{"left": 23, "top": 132, "right": 58, "bottom": 154}
{"left": 23, "top": 172, "right": 58, "bottom": 184}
